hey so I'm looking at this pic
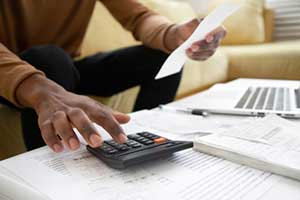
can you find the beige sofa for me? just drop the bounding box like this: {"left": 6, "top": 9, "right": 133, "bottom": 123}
{"left": 0, "top": 0, "right": 299, "bottom": 160}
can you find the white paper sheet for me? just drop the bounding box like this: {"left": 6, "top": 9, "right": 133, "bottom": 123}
{"left": 194, "top": 115, "right": 300, "bottom": 181}
{"left": 130, "top": 109, "right": 241, "bottom": 137}
{"left": 221, "top": 115, "right": 300, "bottom": 151}
{"left": 155, "top": 3, "right": 241, "bottom": 79}
{"left": 0, "top": 172, "right": 50, "bottom": 200}
{"left": 2, "top": 113, "right": 300, "bottom": 199}
{"left": 0, "top": 147, "right": 280, "bottom": 200}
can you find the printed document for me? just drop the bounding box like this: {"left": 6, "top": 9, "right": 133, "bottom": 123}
{"left": 194, "top": 115, "right": 300, "bottom": 181}
{"left": 155, "top": 3, "right": 240, "bottom": 79}
{"left": 0, "top": 147, "right": 280, "bottom": 200}
{"left": 1, "top": 112, "right": 300, "bottom": 199}
{"left": 130, "top": 109, "right": 241, "bottom": 137}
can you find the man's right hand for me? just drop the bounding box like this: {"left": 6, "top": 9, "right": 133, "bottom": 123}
{"left": 16, "top": 74, "right": 130, "bottom": 153}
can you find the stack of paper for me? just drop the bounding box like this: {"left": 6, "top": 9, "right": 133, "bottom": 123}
{"left": 194, "top": 115, "right": 300, "bottom": 181}
{"left": 2, "top": 112, "right": 300, "bottom": 199}
{"left": 0, "top": 146, "right": 281, "bottom": 200}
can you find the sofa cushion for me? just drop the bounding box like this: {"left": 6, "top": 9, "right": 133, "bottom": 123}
{"left": 139, "top": 0, "right": 197, "bottom": 22}
{"left": 90, "top": 86, "right": 140, "bottom": 114}
{"left": 80, "top": 2, "right": 140, "bottom": 57}
{"left": 208, "top": 0, "right": 266, "bottom": 45}
{"left": 81, "top": 0, "right": 197, "bottom": 57}
{"left": 221, "top": 40, "right": 300, "bottom": 80}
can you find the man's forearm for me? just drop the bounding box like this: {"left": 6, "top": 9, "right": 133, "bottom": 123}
{"left": 164, "top": 25, "right": 180, "bottom": 52}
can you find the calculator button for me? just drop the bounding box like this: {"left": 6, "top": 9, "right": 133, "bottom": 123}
{"left": 144, "top": 140, "right": 154, "bottom": 145}
{"left": 101, "top": 144, "right": 114, "bottom": 151}
{"left": 101, "top": 144, "right": 111, "bottom": 148}
{"left": 119, "top": 146, "right": 130, "bottom": 151}
{"left": 115, "top": 144, "right": 129, "bottom": 150}
{"left": 105, "top": 141, "right": 129, "bottom": 150}
{"left": 127, "top": 135, "right": 139, "bottom": 140}
{"left": 137, "top": 132, "right": 150, "bottom": 137}
{"left": 154, "top": 137, "right": 167, "bottom": 144}
{"left": 125, "top": 140, "right": 141, "bottom": 147}
{"left": 106, "top": 141, "right": 118, "bottom": 146}
{"left": 137, "top": 139, "right": 153, "bottom": 145}
{"left": 132, "top": 144, "right": 142, "bottom": 148}
{"left": 148, "top": 134, "right": 160, "bottom": 139}
{"left": 138, "top": 132, "right": 160, "bottom": 139}
{"left": 103, "top": 147, "right": 114, "bottom": 151}
{"left": 107, "top": 149, "right": 118, "bottom": 154}
{"left": 100, "top": 145, "right": 119, "bottom": 154}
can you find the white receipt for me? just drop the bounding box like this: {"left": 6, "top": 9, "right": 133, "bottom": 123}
{"left": 155, "top": 3, "right": 240, "bottom": 79}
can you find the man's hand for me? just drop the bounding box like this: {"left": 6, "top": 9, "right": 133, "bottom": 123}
{"left": 165, "top": 19, "right": 226, "bottom": 61}
{"left": 16, "top": 75, "right": 130, "bottom": 153}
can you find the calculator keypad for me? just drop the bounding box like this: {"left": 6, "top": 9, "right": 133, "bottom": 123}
{"left": 87, "top": 131, "right": 194, "bottom": 169}
{"left": 97, "top": 132, "right": 167, "bottom": 155}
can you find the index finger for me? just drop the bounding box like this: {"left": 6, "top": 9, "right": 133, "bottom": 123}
{"left": 90, "top": 109, "right": 127, "bottom": 144}
{"left": 67, "top": 108, "right": 103, "bottom": 148}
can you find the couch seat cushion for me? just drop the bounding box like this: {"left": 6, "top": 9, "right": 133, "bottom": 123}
{"left": 208, "top": 0, "right": 265, "bottom": 45}
{"left": 177, "top": 50, "right": 229, "bottom": 98}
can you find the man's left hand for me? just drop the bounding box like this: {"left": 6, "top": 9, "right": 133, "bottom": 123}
{"left": 165, "top": 19, "right": 226, "bottom": 61}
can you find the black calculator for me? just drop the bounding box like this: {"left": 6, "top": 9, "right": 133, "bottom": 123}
{"left": 87, "top": 132, "right": 193, "bottom": 169}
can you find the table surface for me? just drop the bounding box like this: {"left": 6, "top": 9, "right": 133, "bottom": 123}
{"left": 173, "top": 78, "right": 300, "bottom": 199}
{"left": 1, "top": 78, "right": 300, "bottom": 200}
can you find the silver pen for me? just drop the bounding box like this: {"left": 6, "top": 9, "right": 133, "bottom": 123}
{"left": 158, "top": 105, "right": 209, "bottom": 117}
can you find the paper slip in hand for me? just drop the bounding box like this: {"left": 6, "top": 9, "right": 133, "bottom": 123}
{"left": 155, "top": 3, "right": 241, "bottom": 79}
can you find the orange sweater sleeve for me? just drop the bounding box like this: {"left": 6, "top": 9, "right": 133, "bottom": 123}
{"left": 0, "top": 43, "right": 45, "bottom": 107}
{"left": 100, "top": 0, "right": 174, "bottom": 52}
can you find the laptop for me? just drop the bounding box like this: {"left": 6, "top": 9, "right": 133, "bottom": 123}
{"left": 194, "top": 79, "right": 300, "bottom": 119}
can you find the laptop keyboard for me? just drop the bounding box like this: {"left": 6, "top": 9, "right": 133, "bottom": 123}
{"left": 235, "top": 87, "right": 292, "bottom": 111}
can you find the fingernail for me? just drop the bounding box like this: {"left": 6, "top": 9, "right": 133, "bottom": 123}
{"left": 90, "top": 134, "right": 102, "bottom": 147}
{"left": 69, "top": 137, "right": 80, "bottom": 150}
{"left": 53, "top": 143, "right": 63, "bottom": 153}
{"left": 192, "top": 45, "right": 198, "bottom": 52}
{"left": 118, "top": 134, "right": 128, "bottom": 143}
{"left": 207, "top": 35, "right": 214, "bottom": 43}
